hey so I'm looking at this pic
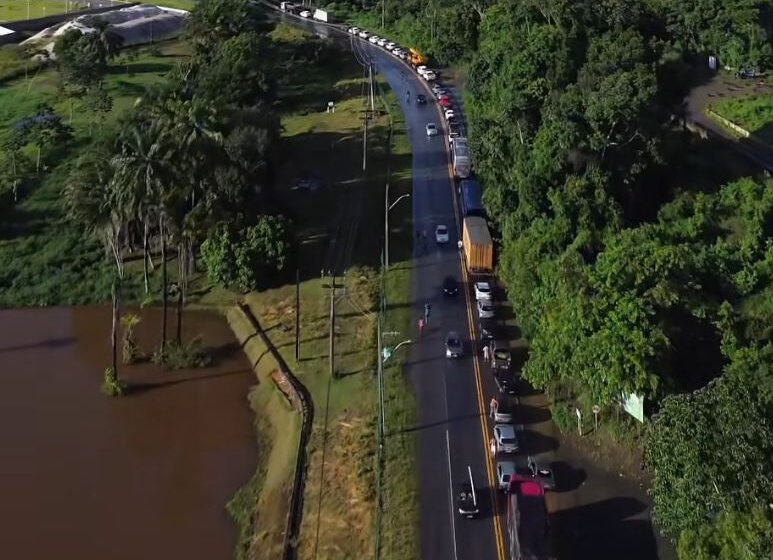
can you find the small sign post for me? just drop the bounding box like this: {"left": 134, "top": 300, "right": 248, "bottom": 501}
{"left": 575, "top": 407, "right": 582, "bottom": 436}
{"left": 592, "top": 405, "right": 601, "bottom": 432}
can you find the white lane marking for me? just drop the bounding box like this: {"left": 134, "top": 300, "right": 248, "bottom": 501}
{"left": 446, "top": 428, "right": 460, "bottom": 560}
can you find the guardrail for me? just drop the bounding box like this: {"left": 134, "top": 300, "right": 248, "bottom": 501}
{"left": 237, "top": 302, "right": 313, "bottom": 560}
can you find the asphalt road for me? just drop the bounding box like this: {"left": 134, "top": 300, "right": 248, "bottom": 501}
{"left": 271, "top": 12, "right": 505, "bottom": 558}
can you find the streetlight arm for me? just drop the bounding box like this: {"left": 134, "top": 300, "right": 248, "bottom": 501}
{"left": 388, "top": 193, "right": 411, "bottom": 211}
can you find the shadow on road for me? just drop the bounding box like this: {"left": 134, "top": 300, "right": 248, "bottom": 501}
{"left": 551, "top": 498, "right": 658, "bottom": 560}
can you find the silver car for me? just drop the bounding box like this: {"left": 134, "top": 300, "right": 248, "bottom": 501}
{"left": 477, "top": 299, "right": 495, "bottom": 319}
{"left": 496, "top": 461, "right": 530, "bottom": 491}
{"left": 494, "top": 423, "right": 519, "bottom": 453}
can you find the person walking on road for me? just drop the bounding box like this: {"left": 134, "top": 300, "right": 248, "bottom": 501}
{"left": 418, "top": 317, "right": 425, "bottom": 334}
{"left": 489, "top": 437, "right": 496, "bottom": 458}
{"left": 483, "top": 344, "right": 490, "bottom": 364}
{"left": 489, "top": 396, "right": 498, "bottom": 419}
{"left": 424, "top": 303, "right": 432, "bottom": 325}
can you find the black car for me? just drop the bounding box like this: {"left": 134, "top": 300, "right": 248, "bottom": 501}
{"left": 478, "top": 318, "right": 497, "bottom": 340}
{"left": 442, "top": 276, "right": 458, "bottom": 296}
{"left": 416, "top": 94, "right": 427, "bottom": 104}
{"left": 489, "top": 340, "right": 512, "bottom": 371}
{"left": 445, "top": 331, "right": 464, "bottom": 358}
{"left": 494, "top": 369, "right": 516, "bottom": 394}
{"left": 457, "top": 466, "right": 479, "bottom": 518}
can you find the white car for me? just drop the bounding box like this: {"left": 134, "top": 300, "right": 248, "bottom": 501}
{"left": 435, "top": 224, "right": 449, "bottom": 243}
{"left": 474, "top": 282, "right": 492, "bottom": 301}
{"left": 398, "top": 51, "right": 407, "bottom": 60}
{"left": 377, "top": 38, "right": 387, "bottom": 47}
{"left": 425, "top": 123, "right": 438, "bottom": 136}
{"left": 348, "top": 27, "right": 360, "bottom": 35}
{"left": 477, "top": 299, "right": 495, "bottom": 318}
{"left": 444, "top": 109, "right": 455, "bottom": 121}
{"left": 369, "top": 35, "right": 380, "bottom": 44}
{"left": 494, "top": 424, "right": 519, "bottom": 454}
{"left": 359, "top": 30, "right": 370, "bottom": 38}
{"left": 299, "top": 10, "right": 311, "bottom": 17}
{"left": 385, "top": 42, "right": 395, "bottom": 50}
{"left": 423, "top": 71, "right": 437, "bottom": 81}
{"left": 416, "top": 65, "right": 428, "bottom": 73}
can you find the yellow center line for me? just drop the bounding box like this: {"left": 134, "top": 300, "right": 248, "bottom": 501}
{"left": 439, "top": 118, "right": 507, "bottom": 560}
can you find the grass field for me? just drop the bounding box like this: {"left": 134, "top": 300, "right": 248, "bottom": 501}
{"left": 712, "top": 92, "right": 773, "bottom": 145}
{"left": 237, "top": 24, "right": 418, "bottom": 560}
{"left": 0, "top": 0, "right": 106, "bottom": 22}
{"left": 0, "top": 40, "right": 190, "bottom": 307}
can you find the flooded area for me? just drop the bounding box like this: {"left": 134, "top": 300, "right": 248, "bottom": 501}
{"left": 0, "top": 307, "right": 257, "bottom": 559}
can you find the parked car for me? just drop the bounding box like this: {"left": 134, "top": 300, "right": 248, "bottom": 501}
{"left": 416, "top": 65, "right": 428, "bottom": 74}
{"left": 737, "top": 67, "right": 759, "bottom": 79}
{"left": 489, "top": 340, "right": 511, "bottom": 371}
{"left": 494, "top": 369, "right": 517, "bottom": 395}
{"left": 416, "top": 94, "right": 427, "bottom": 105}
{"left": 369, "top": 35, "right": 380, "bottom": 44}
{"left": 347, "top": 27, "right": 360, "bottom": 35}
{"left": 494, "top": 395, "right": 517, "bottom": 423}
{"left": 445, "top": 331, "right": 464, "bottom": 358}
{"left": 385, "top": 42, "right": 396, "bottom": 50}
{"left": 478, "top": 318, "right": 497, "bottom": 340}
{"left": 497, "top": 461, "right": 530, "bottom": 490}
{"left": 299, "top": 10, "right": 311, "bottom": 17}
{"left": 432, "top": 82, "right": 443, "bottom": 94}
{"left": 377, "top": 38, "right": 387, "bottom": 47}
{"left": 477, "top": 299, "right": 495, "bottom": 319}
{"left": 528, "top": 456, "right": 556, "bottom": 491}
{"left": 435, "top": 88, "right": 448, "bottom": 99}
{"left": 444, "top": 109, "right": 456, "bottom": 121}
{"left": 423, "top": 71, "right": 437, "bottom": 81}
{"left": 474, "top": 281, "right": 492, "bottom": 301}
{"left": 425, "top": 123, "right": 438, "bottom": 136}
{"left": 494, "top": 424, "right": 519, "bottom": 453}
{"left": 439, "top": 96, "right": 451, "bottom": 108}
{"left": 435, "top": 224, "right": 449, "bottom": 243}
{"left": 358, "top": 30, "right": 370, "bottom": 38}
{"left": 398, "top": 51, "right": 407, "bottom": 60}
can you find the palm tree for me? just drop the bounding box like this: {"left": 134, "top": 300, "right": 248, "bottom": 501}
{"left": 64, "top": 148, "right": 126, "bottom": 380}
{"left": 111, "top": 122, "right": 172, "bottom": 354}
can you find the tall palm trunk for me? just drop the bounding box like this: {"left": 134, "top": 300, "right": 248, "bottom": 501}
{"left": 142, "top": 218, "right": 150, "bottom": 294}
{"left": 176, "top": 242, "right": 183, "bottom": 345}
{"left": 111, "top": 279, "right": 119, "bottom": 380}
{"left": 160, "top": 215, "right": 168, "bottom": 355}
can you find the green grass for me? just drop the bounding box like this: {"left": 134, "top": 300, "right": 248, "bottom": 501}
{"left": 225, "top": 306, "right": 300, "bottom": 560}
{"left": 711, "top": 92, "right": 773, "bottom": 145}
{"left": 0, "top": 0, "right": 88, "bottom": 22}
{"left": 236, "top": 34, "right": 418, "bottom": 559}
{"left": 0, "top": 40, "right": 189, "bottom": 307}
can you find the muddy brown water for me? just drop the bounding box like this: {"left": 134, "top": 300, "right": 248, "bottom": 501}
{"left": 0, "top": 307, "right": 257, "bottom": 559}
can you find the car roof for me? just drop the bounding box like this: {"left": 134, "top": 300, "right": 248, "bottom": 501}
{"left": 495, "top": 424, "right": 515, "bottom": 436}
{"left": 498, "top": 461, "right": 516, "bottom": 475}
{"left": 436, "top": 224, "right": 447, "bottom": 229}
{"left": 446, "top": 330, "right": 460, "bottom": 338}
{"left": 476, "top": 281, "right": 490, "bottom": 288}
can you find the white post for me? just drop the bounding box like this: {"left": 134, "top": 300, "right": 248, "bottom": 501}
{"left": 575, "top": 407, "right": 582, "bottom": 436}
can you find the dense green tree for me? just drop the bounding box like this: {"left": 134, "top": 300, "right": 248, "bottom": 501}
{"left": 677, "top": 506, "right": 773, "bottom": 560}
{"left": 185, "top": 0, "right": 269, "bottom": 53}
{"left": 646, "top": 343, "right": 773, "bottom": 539}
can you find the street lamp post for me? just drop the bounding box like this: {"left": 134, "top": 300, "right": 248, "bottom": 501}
{"left": 384, "top": 189, "right": 411, "bottom": 269}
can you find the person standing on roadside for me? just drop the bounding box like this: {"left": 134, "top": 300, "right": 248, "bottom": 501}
{"left": 489, "top": 437, "right": 496, "bottom": 457}
{"left": 489, "top": 396, "right": 498, "bottom": 419}
{"left": 418, "top": 317, "right": 425, "bottom": 334}
{"left": 483, "top": 343, "right": 490, "bottom": 364}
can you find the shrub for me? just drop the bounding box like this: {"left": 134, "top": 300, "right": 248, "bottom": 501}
{"left": 101, "top": 367, "right": 126, "bottom": 397}
{"left": 154, "top": 337, "right": 212, "bottom": 370}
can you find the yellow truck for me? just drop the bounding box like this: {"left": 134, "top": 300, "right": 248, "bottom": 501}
{"left": 462, "top": 217, "right": 493, "bottom": 274}
{"left": 409, "top": 48, "right": 427, "bottom": 66}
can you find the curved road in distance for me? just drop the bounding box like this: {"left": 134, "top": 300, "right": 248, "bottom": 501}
{"left": 266, "top": 9, "right": 503, "bottom": 560}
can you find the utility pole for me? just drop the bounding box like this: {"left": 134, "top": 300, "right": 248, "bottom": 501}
{"left": 381, "top": 0, "right": 385, "bottom": 29}
{"left": 377, "top": 315, "right": 384, "bottom": 441}
{"left": 295, "top": 268, "right": 300, "bottom": 361}
{"left": 329, "top": 275, "right": 336, "bottom": 379}
{"left": 362, "top": 114, "right": 368, "bottom": 171}
{"left": 369, "top": 63, "right": 375, "bottom": 112}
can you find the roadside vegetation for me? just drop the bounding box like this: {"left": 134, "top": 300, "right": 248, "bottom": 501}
{"left": 712, "top": 92, "right": 773, "bottom": 145}
{"left": 336, "top": 0, "right": 773, "bottom": 555}
{"left": 236, "top": 24, "right": 417, "bottom": 559}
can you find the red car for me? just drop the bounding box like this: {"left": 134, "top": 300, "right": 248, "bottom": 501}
{"left": 439, "top": 96, "right": 451, "bottom": 107}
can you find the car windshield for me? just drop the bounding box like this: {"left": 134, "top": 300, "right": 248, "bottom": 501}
{"left": 494, "top": 350, "right": 509, "bottom": 359}
{"left": 447, "top": 337, "right": 459, "bottom": 346}
{"left": 501, "top": 473, "right": 510, "bottom": 483}
{"left": 500, "top": 436, "right": 516, "bottom": 444}
{"left": 437, "top": 226, "right": 447, "bottom": 234}
{"left": 480, "top": 302, "right": 492, "bottom": 310}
